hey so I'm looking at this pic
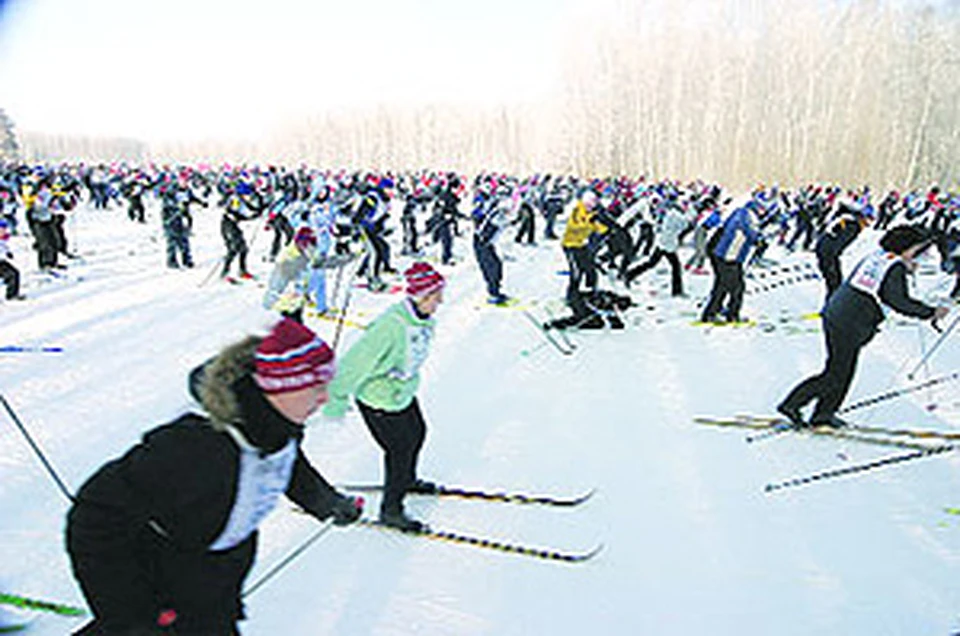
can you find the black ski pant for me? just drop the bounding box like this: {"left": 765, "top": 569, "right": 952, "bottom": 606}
{"left": 625, "top": 248, "right": 683, "bottom": 296}
{"left": 164, "top": 225, "right": 193, "bottom": 268}
{"left": 779, "top": 318, "right": 870, "bottom": 422}
{"left": 515, "top": 215, "right": 535, "bottom": 244}
{"left": 401, "top": 216, "right": 418, "bottom": 254}
{"left": 268, "top": 215, "right": 293, "bottom": 262}
{"left": 28, "top": 217, "right": 58, "bottom": 269}
{"left": 817, "top": 250, "right": 842, "bottom": 301}
{"left": 564, "top": 245, "right": 595, "bottom": 318}
{"left": 221, "top": 219, "right": 248, "bottom": 276}
{"left": 0, "top": 260, "right": 19, "bottom": 299}
{"left": 357, "top": 398, "right": 427, "bottom": 515}
{"left": 128, "top": 198, "right": 145, "bottom": 223}
{"left": 700, "top": 258, "right": 745, "bottom": 322}
{"left": 473, "top": 236, "right": 503, "bottom": 297}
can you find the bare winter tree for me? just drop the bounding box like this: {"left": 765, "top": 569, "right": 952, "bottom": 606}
{"left": 14, "top": 0, "right": 960, "bottom": 191}
{"left": 0, "top": 109, "right": 20, "bottom": 161}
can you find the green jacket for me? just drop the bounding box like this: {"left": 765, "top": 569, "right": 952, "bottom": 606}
{"left": 323, "top": 300, "right": 435, "bottom": 417}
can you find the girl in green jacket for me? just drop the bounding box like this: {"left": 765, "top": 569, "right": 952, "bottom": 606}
{"left": 323, "top": 262, "right": 445, "bottom": 531}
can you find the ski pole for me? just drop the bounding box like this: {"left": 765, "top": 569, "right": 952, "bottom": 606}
{"left": 837, "top": 370, "right": 960, "bottom": 413}
{"left": 331, "top": 256, "right": 364, "bottom": 352}
{"left": 242, "top": 256, "right": 363, "bottom": 597}
{"left": 241, "top": 518, "right": 335, "bottom": 599}
{"left": 907, "top": 312, "right": 960, "bottom": 380}
{"left": 764, "top": 444, "right": 954, "bottom": 493}
{"left": 746, "top": 371, "right": 960, "bottom": 445}
{"left": 0, "top": 395, "right": 74, "bottom": 503}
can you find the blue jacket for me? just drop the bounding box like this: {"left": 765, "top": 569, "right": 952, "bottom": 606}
{"left": 712, "top": 206, "right": 759, "bottom": 264}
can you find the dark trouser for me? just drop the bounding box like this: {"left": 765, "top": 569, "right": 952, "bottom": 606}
{"left": 437, "top": 224, "right": 453, "bottom": 264}
{"left": 53, "top": 214, "right": 70, "bottom": 257}
{"left": 401, "top": 216, "right": 418, "bottom": 254}
{"left": 625, "top": 248, "right": 683, "bottom": 296}
{"left": 544, "top": 209, "right": 559, "bottom": 239}
{"left": 28, "top": 217, "right": 59, "bottom": 268}
{"left": 817, "top": 251, "right": 842, "bottom": 301}
{"left": 632, "top": 223, "right": 654, "bottom": 259}
{"left": 780, "top": 319, "right": 870, "bottom": 422}
{"left": 128, "top": 198, "right": 145, "bottom": 223}
{"left": 268, "top": 215, "right": 294, "bottom": 261}
{"left": 473, "top": 236, "right": 502, "bottom": 297}
{"left": 222, "top": 220, "right": 249, "bottom": 276}
{"left": 0, "top": 260, "right": 19, "bottom": 299}
{"left": 357, "top": 399, "right": 427, "bottom": 515}
{"left": 564, "top": 245, "right": 594, "bottom": 318}
{"left": 515, "top": 215, "right": 534, "bottom": 244}
{"left": 165, "top": 227, "right": 193, "bottom": 268}
{"left": 700, "top": 258, "right": 745, "bottom": 322}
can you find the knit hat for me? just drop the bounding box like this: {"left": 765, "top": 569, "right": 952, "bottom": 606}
{"left": 879, "top": 225, "right": 930, "bottom": 255}
{"left": 253, "top": 318, "right": 335, "bottom": 394}
{"left": 404, "top": 261, "right": 445, "bottom": 299}
{"left": 294, "top": 226, "right": 317, "bottom": 249}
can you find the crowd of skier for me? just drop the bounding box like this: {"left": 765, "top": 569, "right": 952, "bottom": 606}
{"left": 2, "top": 162, "right": 958, "bottom": 313}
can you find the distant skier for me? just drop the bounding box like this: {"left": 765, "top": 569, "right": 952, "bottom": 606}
{"left": 777, "top": 225, "right": 951, "bottom": 428}
{"left": 699, "top": 200, "right": 763, "bottom": 324}
{"left": 0, "top": 218, "right": 24, "bottom": 301}
{"left": 322, "top": 262, "right": 446, "bottom": 532}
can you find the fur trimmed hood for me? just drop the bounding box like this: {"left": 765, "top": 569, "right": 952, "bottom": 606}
{"left": 197, "top": 336, "right": 262, "bottom": 429}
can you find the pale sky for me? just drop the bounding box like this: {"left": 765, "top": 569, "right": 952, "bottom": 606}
{"left": 0, "top": 0, "right": 575, "bottom": 142}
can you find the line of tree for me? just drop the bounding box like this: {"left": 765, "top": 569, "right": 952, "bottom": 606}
{"left": 13, "top": 0, "right": 960, "bottom": 192}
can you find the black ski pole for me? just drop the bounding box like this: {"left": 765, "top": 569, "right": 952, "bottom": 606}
{"left": 837, "top": 370, "right": 960, "bottom": 413}
{"left": 764, "top": 444, "right": 954, "bottom": 493}
{"left": 0, "top": 395, "right": 74, "bottom": 503}
{"left": 244, "top": 256, "right": 363, "bottom": 597}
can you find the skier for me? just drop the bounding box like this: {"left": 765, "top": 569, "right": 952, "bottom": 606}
{"left": 262, "top": 226, "right": 320, "bottom": 322}
{"left": 158, "top": 178, "right": 198, "bottom": 269}
{"left": 471, "top": 190, "right": 512, "bottom": 305}
{"left": 0, "top": 218, "right": 24, "bottom": 300}
{"left": 322, "top": 262, "right": 445, "bottom": 532}
{"left": 777, "top": 225, "right": 952, "bottom": 428}
{"left": 66, "top": 318, "right": 363, "bottom": 634}
{"left": 699, "top": 199, "right": 763, "bottom": 324}
{"left": 219, "top": 182, "right": 263, "bottom": 280}
{"left": 624, "top": 199, "right": 690, "bottom": 297}
{"left": 815, "top": 200, "right": 870, "bottom": 300}
{"left": 561, "top": 190, "right": 608, "bottom": 321}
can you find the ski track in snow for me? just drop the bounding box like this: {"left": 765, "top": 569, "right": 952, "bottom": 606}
{"left": 0, "top": 202, "right": 958, "bottom": 634}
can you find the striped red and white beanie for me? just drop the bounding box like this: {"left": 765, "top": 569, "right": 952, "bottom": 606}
{"left": 253, "top": 318, "right": 336, "bottom": 394}
{"left": 404, "top": 261, "right": 445, "bottom": 299}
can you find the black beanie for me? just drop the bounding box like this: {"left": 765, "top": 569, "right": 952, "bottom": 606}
{"left": 879, "top": 225, "right": 929, "bottom": 255}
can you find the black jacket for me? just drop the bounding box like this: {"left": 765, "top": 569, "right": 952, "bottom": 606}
{"left": 823, "top": 260, "right": 935, "bottom": 344}
{"left": 67, "top": 338, "right": 343, "bottom": 634}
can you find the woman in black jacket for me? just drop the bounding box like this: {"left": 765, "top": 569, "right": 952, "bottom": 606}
{"left": 777, "top": 225, "right": 951, "bottom": 428}
{"left": 67, "top": 318, "right": 362, "bottom": 635}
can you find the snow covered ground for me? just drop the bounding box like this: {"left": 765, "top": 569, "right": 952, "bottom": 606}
{"left": 1, "top": 201, "right": 959, "bottom": 635}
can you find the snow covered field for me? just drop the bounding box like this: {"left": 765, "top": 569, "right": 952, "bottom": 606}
{"left": 1, "top": 202, "right": 959, "bottom": 635}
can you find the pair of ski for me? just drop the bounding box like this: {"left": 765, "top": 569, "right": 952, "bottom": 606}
{"left": 335, "top": 483, "right": 599, "bottom": 563}
{"left": 695, "top": 414, "right": 956, "bottom": 451}
{"left": 521, "top": 308, "right": 577, "bottom": 356}
{"left": 697, "top": 415, "right": 957, "bottom": 492}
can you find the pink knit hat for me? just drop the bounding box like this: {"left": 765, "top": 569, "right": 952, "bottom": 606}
{"left": 253, "top": 318, "right": 335, "bottom": 394}
{"left": 404, "top": 262, "right": 445, "bottom": 299}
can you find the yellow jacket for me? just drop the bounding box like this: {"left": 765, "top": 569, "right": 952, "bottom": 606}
{"left": 561, "top": 201, "right": 607, "bottom": 249}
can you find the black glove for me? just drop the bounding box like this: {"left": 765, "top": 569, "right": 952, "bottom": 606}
{"left": 330, "top": 495, "right": 363, "bottom": 526}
